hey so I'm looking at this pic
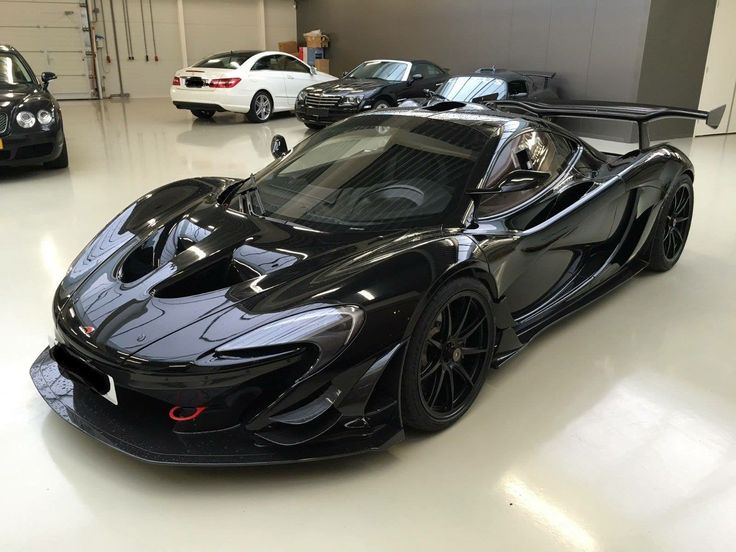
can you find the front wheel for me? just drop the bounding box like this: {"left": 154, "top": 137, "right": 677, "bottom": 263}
{"left": 372, "top": 99, "right": 391, "bottom": 110}
{"left": 246, "top": 91, "right": 273, "bottom": 123}
{"left": 648, "top": 174, "right": 694, "bottom": 271}
{"left": 191, "top": 109, "right": 215, "bottom": 119}
{"left": 401, "top": 278, "right": 495, "bottom": 432}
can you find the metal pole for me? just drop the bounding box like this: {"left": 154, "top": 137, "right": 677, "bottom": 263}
{"left": 139, "top": 0, "right": 149, "bottom": 61}
{"left": 148, "top": 0, "right": 158, "bottom": 61}
{"left": 85, "top": 1, "right": 104, "bottom": 99}
{"left": 176, "top": 0, "right": 188, "bottom": 67}
{"left": 108, "top": 0, "right": 125, "bottom": 96}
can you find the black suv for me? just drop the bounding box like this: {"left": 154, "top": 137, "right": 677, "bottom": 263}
{"left": 295, "top": 59, "right": 449, "bottom": 129}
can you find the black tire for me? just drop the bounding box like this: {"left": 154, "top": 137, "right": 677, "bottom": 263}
{"left": 648, "top": 174, "right": 694, "bottom": 272}
{"left": 246, "top": 91, "right": 273, "bottom": 123}
{"left": 304, "top": 122, "right": 325, "bottom": 130}
{"left": 372, "top": 99, "right": 391, "bottom": 110}
{"left": 44, "top": 138, "right": 68, "bottom": 169}
{"left": 191, "top": 109, "right": 215, "bottom": 119}
{"left": 401, "top": 277, "right": 495, "bottom": 432}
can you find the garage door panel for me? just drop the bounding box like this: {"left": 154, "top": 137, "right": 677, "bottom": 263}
{"left": 2, "top": 28, "right": 84, "bottom": 52}
{"left": 23, "top": 51, "right": 87, "bottom": 75}
{"left": 50, "top": 75, "right": 92, "bottom": 98}
{"left": 0, "top": 1, "right": 81, "bottom": 27}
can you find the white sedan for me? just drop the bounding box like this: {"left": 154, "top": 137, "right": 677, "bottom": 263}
{"left": 170, "top": 50, "right": 334, "bottom": 123}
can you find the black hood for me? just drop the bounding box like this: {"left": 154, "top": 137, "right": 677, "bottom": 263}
{"left": 305, "top": 78, "right": 398, "bottom": 97}
{"left": 54, "top": 178, "right": 450, "bottom": 365}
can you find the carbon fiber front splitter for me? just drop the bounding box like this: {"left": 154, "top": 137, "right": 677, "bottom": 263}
{"left": 30, "top": 348, "right": 404, "bottom": 466}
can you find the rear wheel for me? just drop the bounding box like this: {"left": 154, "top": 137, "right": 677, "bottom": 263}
{"left": 191, "top": 109, "right": 215, "bottom": 119}
{"left": 401, "top": 278, "right": 495, "bottom": 432}
{"left": 44, "top": 137, "right": 68, "bottom": 169}
{"left": 648, "top": 174, "right": 694, "bottom": 271}
{"left": 246, "top": 91, "right": 273, "bottom": 123}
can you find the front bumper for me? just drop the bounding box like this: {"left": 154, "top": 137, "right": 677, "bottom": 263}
{"left": 295, "top": 102, "right": 365, "bottom": 125}
{"left": 30, "top": 345, "right": 404, "bottom": 466}
{"left": 0, "top": 127, "right": 64, "bottom": 167}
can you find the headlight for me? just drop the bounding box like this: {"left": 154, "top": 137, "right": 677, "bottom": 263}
{"left": 210, "top": 306, "right": 364, "bottom": 371}
{"left": 297, "top": 89, "right": 307, "bottom": 102}
{"left": 16, "top": 111, "right": 36, "bottom": 128}
{"left": 339, "top": 95, "right": 364, "bottom": 106}
{"left": 37, "top": 109, "right": 53, "bottom": 125}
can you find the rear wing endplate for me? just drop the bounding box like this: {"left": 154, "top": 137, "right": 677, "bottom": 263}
{"left": 487, "top": 99, "right": 727, "bottom": 150}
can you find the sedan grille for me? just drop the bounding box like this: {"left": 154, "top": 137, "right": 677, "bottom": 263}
{"left": 0, "top": 112, "right": 8, "bottom": 134}
{"left": 305, "top": 93, "right": 340, "bottom": 107}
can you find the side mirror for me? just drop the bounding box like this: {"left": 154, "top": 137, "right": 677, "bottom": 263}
{"left": 270, "top": 134, "right": 289, "bottom": 159}
{"left": 409, "top": 73, "right": 423, "bottom": 84}
{"left": 41, "top": 71, "right": 57, "bottom": 90}
{"left": 341, "top": 71, "right": 348, "bottom": 77}
{"left": 498, "top": 169, "right": 550, "bottom": 192}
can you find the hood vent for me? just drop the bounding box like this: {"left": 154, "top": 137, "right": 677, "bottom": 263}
{"left": 154, "top": 255, "right": 259, "bottom": 298}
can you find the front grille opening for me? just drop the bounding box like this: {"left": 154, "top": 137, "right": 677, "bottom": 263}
{"left": 15, "top": 143, "right": 54, "bottom": 159}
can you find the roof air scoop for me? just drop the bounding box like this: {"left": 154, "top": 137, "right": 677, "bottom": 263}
{"left": 423, "top": 101, "right": 468, "bottom": 112}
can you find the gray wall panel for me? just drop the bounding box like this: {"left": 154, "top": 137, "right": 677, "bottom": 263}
{"left": 296, "top": 0, "right": 715, "bottom": 142}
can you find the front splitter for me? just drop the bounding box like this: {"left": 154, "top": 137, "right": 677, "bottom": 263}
{"left": 30, "top": 348, "right": 403, "bottom": 466}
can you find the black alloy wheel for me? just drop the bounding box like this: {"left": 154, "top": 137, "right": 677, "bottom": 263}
{"left": 401, "top": 278, "right": 494, "bottom": 431}
{"left": 649, "top": 175, "right": 694, "bottom": 271}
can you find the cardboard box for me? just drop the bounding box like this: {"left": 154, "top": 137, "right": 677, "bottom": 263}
{"left": 304, "top": 33, "right": 329, "bottom": 48}
{"left": 278, "top": 41, "right": 298, "bottom": 54}
{"left": 314, "top": 59, "right": 330, "bottom": 74}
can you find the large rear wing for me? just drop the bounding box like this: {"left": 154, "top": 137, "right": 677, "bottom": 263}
{"left": 487, "top": 99, "right": 727, "bottom": 150}
{"left": 475, "top": 67, "right": 556, "bottom": 88}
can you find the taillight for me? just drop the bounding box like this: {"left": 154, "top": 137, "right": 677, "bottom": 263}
{"left": 172, "top": 76, "right": 181, "bottom": 86}
{"left": 209, "top": 78, "right": 241, "bottom": 89}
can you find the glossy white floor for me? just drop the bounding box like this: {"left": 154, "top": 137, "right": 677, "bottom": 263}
{"left": 1, "top": 99, "right": 735, "bottom": 551}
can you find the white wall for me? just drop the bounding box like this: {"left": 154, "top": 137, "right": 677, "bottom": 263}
{"left": 95, "top": 0, "right": 297, "bottom": 98}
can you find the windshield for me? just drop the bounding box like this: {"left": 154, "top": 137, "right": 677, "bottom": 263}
{"left": 346, "top": 61, "right": 408, "bottom": 81}
{"left": 250, "top": 115, "right": 498, "bottom": 231}
{"left": 0, "top": 53, "right": 34, "bottom": 88}
{"left": 436, "top": 76, "right": 508, "bottom": 102}
{"left": 193, "top": 52, "right": 259, "bottom": 69}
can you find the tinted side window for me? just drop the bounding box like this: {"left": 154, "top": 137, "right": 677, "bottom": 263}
{"left": 477, "top": 132, "right": 576, "bottom": 217}
{"left": 252, "top": 55, "right": 282, "bottom": 71}
{"left": 283, "top": 56, "right": 310, "bottom": 73}
{"left": 411, "top": 63, "right": 436, "bottom": 78}
{"left": 507, "top": 80, "right": 528, "bottom": 96}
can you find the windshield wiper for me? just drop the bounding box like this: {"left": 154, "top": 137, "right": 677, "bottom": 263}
{"left": 425, "top": 89, "right": 449, "bottom": 101}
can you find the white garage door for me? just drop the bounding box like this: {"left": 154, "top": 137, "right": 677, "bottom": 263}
{"left": 0, "top": 0, "right": 94, "bottom": 98}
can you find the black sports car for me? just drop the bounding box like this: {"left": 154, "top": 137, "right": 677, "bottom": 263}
{"left": 0, "top": 45, "right": 68, "bottom": 169}
{"left": 30, "top": 99, "right": 724, "bottom": 465}
{"left": 401, "top": 68, "right": 558, "bottom": 107}
{"left": 294, "top": 58, "right": 449, "bottom": 129}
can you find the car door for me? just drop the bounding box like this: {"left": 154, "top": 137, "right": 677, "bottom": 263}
{"left": 281, "top": 55, "right": 317, "bottom": 103}
{"left": 472, "top": 130, "right": 629, "bottom": 322}
{"left": 249, "top": 54, "right": 289, "bottom": 110}
{"left": 403, "top": 62, "right": 448, "bottom": 100}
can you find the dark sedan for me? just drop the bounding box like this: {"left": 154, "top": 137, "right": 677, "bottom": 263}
{"left": 0, "top": 45, "right": 68, "bottom": 169}
{"left": 294, "top": 58, "right": 449, "bottom": 129}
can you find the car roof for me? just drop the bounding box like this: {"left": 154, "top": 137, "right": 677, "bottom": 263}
{"left": 206, "top": 50, "right": 263, "bottom": 58}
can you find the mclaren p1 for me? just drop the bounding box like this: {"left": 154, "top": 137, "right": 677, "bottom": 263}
{"left": 30, "top": 98, "right": 724, "bottom": 465}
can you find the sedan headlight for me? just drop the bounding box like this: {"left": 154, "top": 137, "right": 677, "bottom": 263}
{"left": 16, "top": 111, "right": 36, "bottom": 128}
{"left": 297, "top": 89, "right": 307, "bottom": 102}
{"left": 339, "top": 95, "right": 364, "bottom": 106}
{"left": 206, "top": 306, "right": 364, "bottom": 371}
{"left": 37, "top": 109, "right": 54, "bottom": 125}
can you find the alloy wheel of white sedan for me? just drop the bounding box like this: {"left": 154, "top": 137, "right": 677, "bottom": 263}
{"left": 170, "top": 50, "right": 335, "bottom": 123}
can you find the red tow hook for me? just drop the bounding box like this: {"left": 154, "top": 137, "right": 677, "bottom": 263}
{"left": 169, "top": 405, "right": 207, "bottom": 422}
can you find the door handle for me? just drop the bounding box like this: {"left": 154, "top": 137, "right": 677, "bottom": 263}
{"left": 286, "top": 75, "right": 294, "bottom": 79}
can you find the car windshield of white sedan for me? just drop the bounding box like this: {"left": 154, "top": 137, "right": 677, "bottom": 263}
{"left": 193, "top": 51, "right": 259, "bottom": 69}
{"left": 436, "top": 77, "right": 508, "bottom": 102}
{"left": 251, "top": 116, "right": 497, "bottom": 231}
{"left": 346, "top": 61, "right": 408, "bottom": 81}
{"left": 0, "top": 54, "right": 33, "bottom": 87}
